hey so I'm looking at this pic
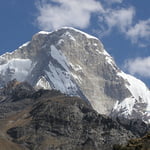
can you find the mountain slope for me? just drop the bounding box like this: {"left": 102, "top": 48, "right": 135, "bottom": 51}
{"left": 0, "top": 27, "right": 150, "bottom": 123}
{"left": 0, "top": 81, "right": 134, "bottom": 150}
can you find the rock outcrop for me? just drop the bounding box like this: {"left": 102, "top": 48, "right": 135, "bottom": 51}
{"left": 113, "top": 132, "right": 150, "bottom": 150}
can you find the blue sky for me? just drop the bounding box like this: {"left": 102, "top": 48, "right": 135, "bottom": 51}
{"left": 0, "top": 0, "right": 150, "bottom": 87}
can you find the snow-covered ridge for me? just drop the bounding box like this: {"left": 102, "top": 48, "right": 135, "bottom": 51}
{"left": 0, "top": 41, "right": 30, "bottom": 60}
{"left": 118, "top": 71, "right": 150, "bottom": 111}
{"left": 61, "top": 27, "right": 99, "bottom": 40}
{"left": 61, "top": 31, "right": 76, "bottom": 41}
{"left": 114, "top": 71, "right": 150, "bottom": 123}
{"left": 19, "top": 41, "right": 30, "bottom": 49}
{"left": 37, "top": 27, "right": 99, "bottom": 40}
{"left": 38, "top": 31, "right": 51, "bottom": 35}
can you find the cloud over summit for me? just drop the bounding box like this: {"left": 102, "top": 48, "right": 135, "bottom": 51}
{"left": 35, "top": 0, "right": 150, "bottom": 47}
{"left": 36, "top": 0, "right": 103, "bottom": 30}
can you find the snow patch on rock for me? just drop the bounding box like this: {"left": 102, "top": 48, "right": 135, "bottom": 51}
{"left": 35, "top": 76, "right": 51, "bottom": 90}
{"left": 62, "top": 31, "right": 76, "bottom": 41}
{"left": 70, "top": 63, "right": 82, "bottom": 72}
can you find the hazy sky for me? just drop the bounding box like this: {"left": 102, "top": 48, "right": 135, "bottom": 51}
{"left": 0, "top": 0, "right": 150, "bottom": 86}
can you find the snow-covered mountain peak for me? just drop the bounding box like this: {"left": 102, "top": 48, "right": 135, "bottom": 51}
{"left": 60, "top": 27, "right": 99, "bottom": 40}
{"left": 36, "top": 27, "right": 99, "bottom": 41}
{"left": 0, "top": 27, "right": 150, "bottom": 124}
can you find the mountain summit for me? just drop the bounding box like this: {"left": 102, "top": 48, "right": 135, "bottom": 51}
{"left": 0, "top": 27, "right": 150, "bottom": 124}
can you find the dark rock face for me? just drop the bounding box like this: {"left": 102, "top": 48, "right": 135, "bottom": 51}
{"left": 0, "top": 81, "right": 134, "bottom": 150}
{"left": 2, "top": 79, "right": 35, "bottom": 100}
{"left": 7, "top": 96, "right": 134, "bottom": 150}
{"left": 104, "top": 80, "right": 131, "bottom": 101}
{"left": 116, "top": 117, "right": 150, "bottom": 137}
{"left": 113, "top": 132, "right": 150, "bottom": 150}
{"left": 0, "top": 80, "right": 35, "bottom": 119}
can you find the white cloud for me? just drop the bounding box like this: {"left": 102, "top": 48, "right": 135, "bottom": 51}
{"left": 105, "top": 0, "right": 124, "bottom": 4}
{"left": 126, "top": 19, "right": 150, "bottom": 45}
{"left": 98, "top": 6, "right": 150, "bottom": 47}
{"left": 35, "top": 0, "right": 103, "bottom": 31}
{"left": 34, "top": 0, "right": 150, "bottom": 47}
{"left": 124, "top": 57, "right": 150, "bottom": 77}
{"left": 104, "top": 7, "right": 135, "bottom": 32}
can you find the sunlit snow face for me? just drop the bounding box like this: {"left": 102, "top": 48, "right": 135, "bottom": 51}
{"left": 115, "top": 71, "right": 150, "bottom": 123}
